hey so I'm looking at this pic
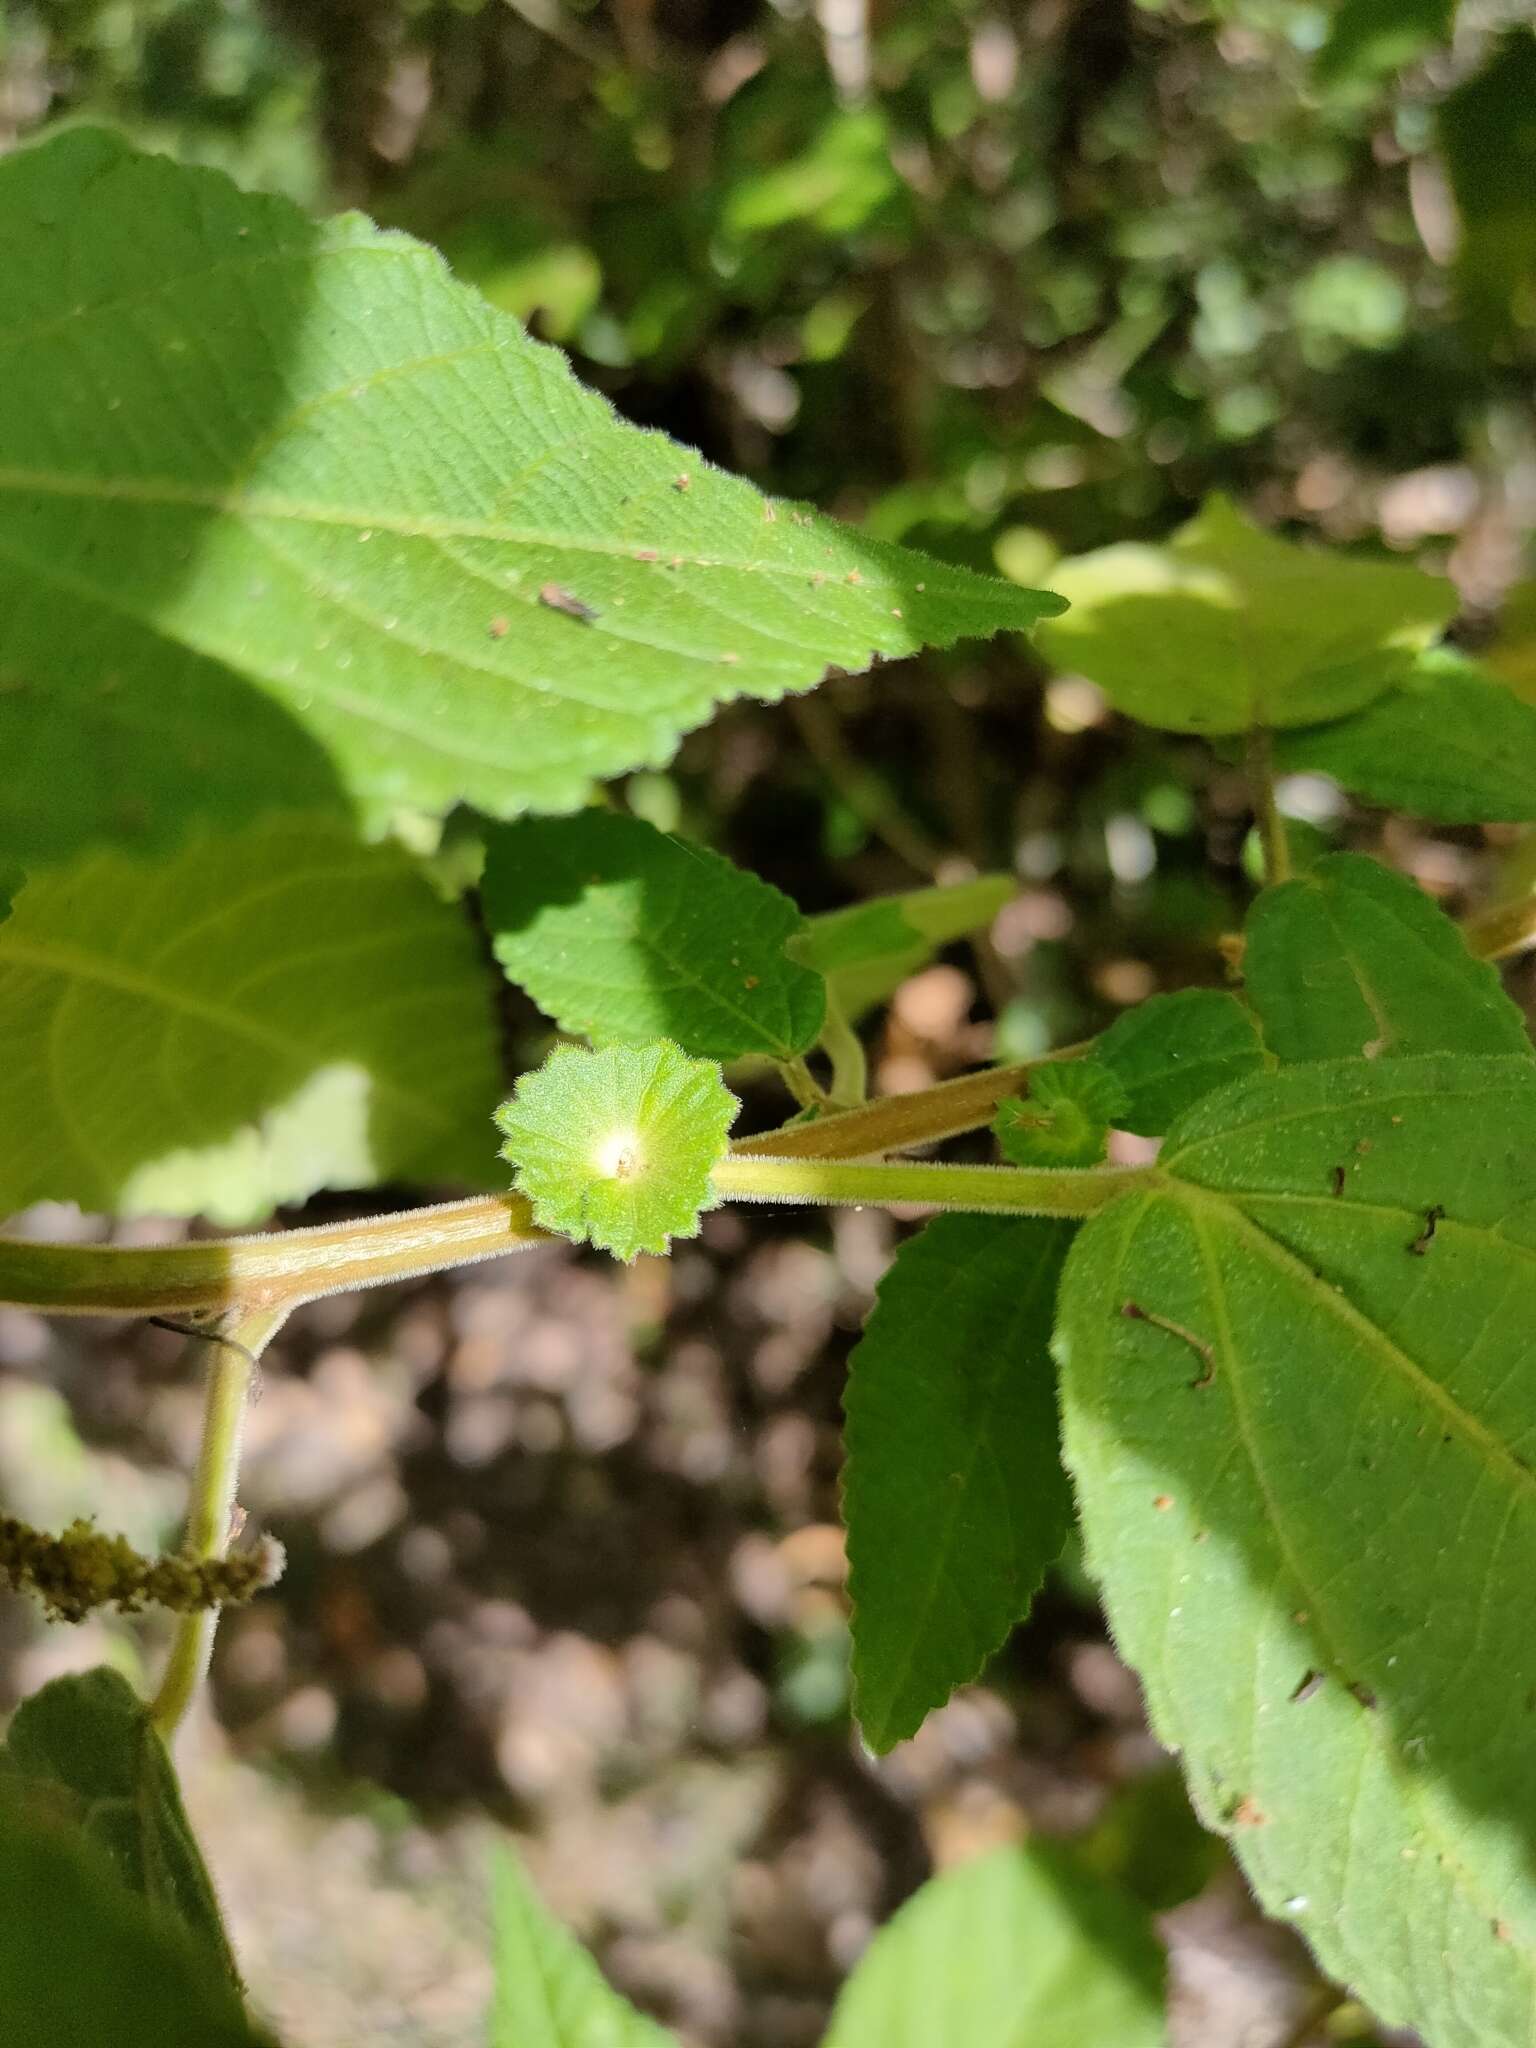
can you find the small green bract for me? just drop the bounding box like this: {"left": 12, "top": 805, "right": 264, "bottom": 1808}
{"left": 994, "top": 1059, "right": 1129, "bottom": 1168}
{"left": 495, "top": 1041, "right": 737, "bottom": 1261}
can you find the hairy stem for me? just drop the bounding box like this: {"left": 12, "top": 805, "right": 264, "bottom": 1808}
{"left": 151, "top": 1304, "right": 290, "bottom": 1741}
{"left": 712, "top": 1153, "right": 1147, "bottom": 1217}
{"left": 1246, "top": 725, "right": 1292, "bottom": 886}
{"left": 819, "top": 994, "right": 869, "bottom": 1108}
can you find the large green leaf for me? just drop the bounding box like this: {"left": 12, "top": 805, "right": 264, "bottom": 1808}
{"left": 1056, "top": 1053, "right": 1536, "bottom": 2047}
{"left": 1096, "top": 988, "right": 1270, "bottom": 1137}
{"left": 822, "top": 1842, "right": 1165, "bottom": 2048}
{"left": 0, "top": 128, "right": 1062, "bottom": 871}
{"left": 0, "top": 1801, "right": 272, "bottom": 2047}
{"left": 1036, "top": 495, "right": 1454, "bottom": 736}
{"left": 0, "top": 1668, "right": 234, "bottom": 1980}
{"left": 490, "top": 1845, "right": 677, "bottom": 2048}
{"left": 482, "top": 810, "right": 825, "bottom": 1061}
{"left": 1243, "top": 852, "right": 1531, "bottom": 1064}
{"left": 0, "top": 814, "right": 500, "bottom": 1223}
{"left": 844, "top": 1216, "right": 1075, "bottom": 1752}
{"left": 1273, "top": 653, "right": 1536, "bottom": 823}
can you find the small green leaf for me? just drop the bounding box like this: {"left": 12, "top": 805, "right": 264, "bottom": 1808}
{"left": 0, "top": 129, "right": 1063, "bottom": 871}
{"left": 792, "top": 875, "right": 1016, "bottom": 1023}
{"left": 994, "top": 1060, "right": 1128, "bottom": 1168}
{"left": 1273, "top": 653, "right": 1536, "bottom": 822}
{"left": 1243, "top": 852, "right": 1531, "bottom": 1064}
{"left": 490, "top": 1845, "right": 677, "bottom": 2048}
{"left": 845, "top": 1216, "right": 1075, "bottom": 1752}
{"left": 822, "top": 1841, "right": 1165, "bottom": 2048}
{"left": 0, "top": 1800, "right": 271, "bottom": 2047}
{"left": 1096, "top": 988, "right": 1270, "bottom": 1136}
{"left": 1056, "top": 1052, "right": 1536, "bottom": 2048}
{"left": 482, "top": 810, "right": 824, "bottom": 1061}
{"left": 0, "top": 815, "right": 502, "bottom": 1224}
{"left": 495, "top": 1040, "right": 735, "bottom": 1260}
{"left": 0, "top": 1668, "right": 235, "bottom": 1981}
{"left": 1037, "top": 495, "right": 1455, "bottom": 735}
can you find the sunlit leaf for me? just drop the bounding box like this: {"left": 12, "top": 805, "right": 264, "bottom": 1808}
{"left": 482, "top": 810, "right": 824, "bottom": 1060}
{"left": 0, "top": 129, "right": 1062, "bottom": 870}
{"left": 844, "top": 1215, "right": 1075, "bottom": 1751}
{"left": 791, "top": 875, "right": 1015, "bottom": 1024}
{"left": 495, "top": 1039, "right": 735, "bottom": 1260}
{"left": 0, "top": 815, "right": 501, "bottom": 1223}
{"left": 1037, "top": 495, "right": 1454, "bottom": 735}
{"left": 823, "top": 1841, "right": 1165, "bottom": 2048}
{"left": 1057, "top": 1053, "right": 1536, "bottom": 2048}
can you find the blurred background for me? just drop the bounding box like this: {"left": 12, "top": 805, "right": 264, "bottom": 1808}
{"left": 2, "top": 1, "right": 1535, "bottom": 2041}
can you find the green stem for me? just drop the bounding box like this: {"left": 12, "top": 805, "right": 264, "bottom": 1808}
{"left": 780, "top": 1054, "right": 830, "bottom": 1112}
{"left": 712, "top": 1153, "right": 1146, "bottom": 1217}
{"left": 1246, "top": 725, "right": 1292, "bottom": 886}
{"left": 819, "top": 993, "right": 868, "bottom": 1108}
{"left": 151, "top": 1303, "right": 290, "bottom": 1741}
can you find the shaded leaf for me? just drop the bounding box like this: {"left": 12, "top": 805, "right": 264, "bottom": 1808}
{"left": 994, "top": 1060, "right": 1127, "bottom": 1168}
{"left": 491, "top": 1844, "right": 677, "bottom": 2048}
{"left": 1439, "top": 31, "right": 1536, "bottom": 333}
{"left": 0, "top": 815, "right": 501, "bottom": 1223}
{"left": 0, "top": 129, "right": 1063, "bottom": 871}
{"left": 0, "top": 1800, "right": 271, "bottom": 2047}
{"left": 1314, "top": 0, "right": 1455, "bottom": 85}
{"left": 1056, "top": 1053, "right": 1536, "bottom": 2047}
{"left": 0, "top": 1668, "right": 235, "bottom": 1980}
{"left": 482, "top": 810, "right": 824, "bottom": 1061}
{"left": 845, "top": 1215, "right": 1075, "bottom": 1752}
{"left": 1273, "top": 652, "right": 1536, "bottom": 822}
{"left": 823, "top": 1841, "right": 1165, "bottom": 2048}
{"left": 791, "top": 875, "right": 1015, "bottom": 1023}
{"left": 1037, "top": 495, "right": 1454, "bottom": 735}
{"left": 495, "top": 1040, "right": 735, "bottom": 1260}
{"left": 1243, "top": 852, "right": 1530, "bottom": 1064}
{"left": 1096, "top": 988, "right": 1270, "bottom": 1137}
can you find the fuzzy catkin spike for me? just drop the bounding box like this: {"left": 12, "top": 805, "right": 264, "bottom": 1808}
{"left": 0, "top": 1514, "right": 284, "bottom": 1624}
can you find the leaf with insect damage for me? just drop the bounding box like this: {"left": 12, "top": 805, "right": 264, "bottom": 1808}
{"left": 0, "top": 128, "right": 1063, "bottom": 871}
{"left": 1056, "top": 1051, "right": 1536, "bottom": 2048}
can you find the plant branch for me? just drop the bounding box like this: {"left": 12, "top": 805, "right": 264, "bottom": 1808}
{"left": 1463, "top": 891, "right": 1536, "bottom": 962}
{"left": 712, "top": 1153, "right": 1146, "bottom": 1217}
{"left": 1246, "top": 725, "right": 1292, "bottom": 886}
{"left": 150, "top": 1303, "right": 290, "bottom": 1741}
{"left": 819, "top": 993, "right": 869, "bottom": 1107}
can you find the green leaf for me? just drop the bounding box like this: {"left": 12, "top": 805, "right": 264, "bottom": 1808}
{"left": 822, "top": 1841, "right": 1165, "bottom": 2048}
{"left": 994, "top": 1060, "right": 1128, "bottom": 1168}
{"left": 1036, "top": 495, "right": 1455, "bottom": 736}
{"left": 1056, "top": 1052, "right": 1536, "bottom": 2048}
{"left": 792, "top": 875, "right": 1016, "bottom": 1023}
{"left": 1096, "top": 988, "right": 1270, "bottom": 1137}
{"left": 844, "top": 1216, "right": 1075, "bottom": 1752}
{"left": 0, "top": 129, "right": 1063, "bottom": 871}
{"left": 0, "top": 815, "right": 501, "bottom": 1223}
{"left": 0, "top": 1798, "right": 272, "bottom": 2047}
{"left": 0, "top": 1668, "right": 235, "bottom": 1981}
{"left": 1243, "top": 852, "right": 1531, "bottom": 1064}
{"left": 482, "top": 810, "right": 824, "bottom": 1061}
{"left": 495, "top": 1040, "right": 735, "bottom": 1260}
{"left": 490, "top": 1844, "right": 677, "bottom": 2048}
{"left": 1438, "top": 31, "right": 1536, "bottom": 334}
{"left": 1273, "top": 653, "right": 1536, "bottom": 822}
{"left": 1314, "top": 0, "right": 1455, "bottom": 85}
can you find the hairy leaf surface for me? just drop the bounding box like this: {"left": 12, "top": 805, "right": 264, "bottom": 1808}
{"left": 822, "top": 1842, "right": 1165, "bottom": 2048}
{"left": 1037, "top": 495, "right": 1453, "bottom": 735}
{"left": 0, "top": 129, "right": 1062, "bottom": 869}
{"left": 845, "top": 1215, "right": 1075, "bottom": 1751}
{"left": 491, "top": 1846, "right": 676, "bottom": 2048}
{"left": 1057, "top": 1053, "right": 1536, "bottom": 2046}
{"left": 1243, "top": 852, "right": 1530, "bottom": 1064}
{"left": 0, "top": 815, "right": 500, "bottom": 1222}
{"left": 483, "top": 811, "right": 824, "bottom": 1060}
{"left": 1274, "top": 654, "right": 1536, "bottom": 823}
{"left": 1096, "top": 988, "right": 1270, "bottom": 1136}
